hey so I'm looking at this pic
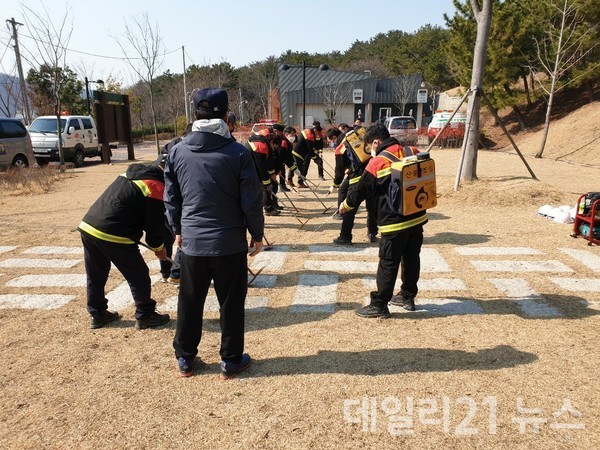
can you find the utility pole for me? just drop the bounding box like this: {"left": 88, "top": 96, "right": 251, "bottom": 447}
{"left": 182, "top": 46, "right": 189, "bottom": 124}
{"left": 7, "top": 17, "right": 32, "bottom": 124}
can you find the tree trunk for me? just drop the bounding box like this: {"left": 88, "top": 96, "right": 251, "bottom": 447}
{"left": 535, "top": 89, "right": 554, "bottom": 158}
{"left": 585, "top": 79, "right": 595, "bottom": 103}
{"left": 522, "top": 72, "right": 532, "bottom": 106}
{"left": 459, "top": 0, "right": 493, "bottom": 182}
{"left": 149, "top": 81, "right": 160, "bottom": 154}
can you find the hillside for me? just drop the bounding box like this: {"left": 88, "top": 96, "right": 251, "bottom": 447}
{"left": 480, "top": 89, "right": 600, "bottom": 168}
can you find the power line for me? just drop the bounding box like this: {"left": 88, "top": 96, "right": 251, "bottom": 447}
{"left": 17, "top": 31, "right": 180, "bottom": 61}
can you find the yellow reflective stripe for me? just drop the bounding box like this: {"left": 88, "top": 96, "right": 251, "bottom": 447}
{"left": 289, "top": 164, "right": 297, "bottom": 170}
{"left": 131, "top": 179, "right": 151, "bottom": 196}
{"left": 78, "top": 221, "right": 135, "bottom": 245}
{"left": 349, "top": 176, "right": 361, "bottom": 185}
{"left": 268, "top": 170, "right": 275, "bottom": 174}
{"left": 333, "top": 183, "right": 340, "bottom": 188}
{"left": 292, "top": 151, "right": 305, "bottom": 160}
{"left": 249, "top": 142, "right": 257, "bottom": 151}
{"left": 262, "top": 180, "right": 271, "bottom": 185}
{"left": 379, "top": 215, "right": 428, "bottom": 234}
{"left": 150, "top": 243, "right": 165, "bottom": 252}
{"left": 377, "top": 167, "right": 392, "bottom": 178}
{"left": 342, "top": 199, "right": 355, "bottom": 211}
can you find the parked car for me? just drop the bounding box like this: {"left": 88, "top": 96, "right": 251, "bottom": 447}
{"left": 28, "top": 115, "right": 100, "bottom": 167}
{"left": 427, "top": 111, "right": 466, "bottom": 146}
{"left": 383, "top": 116, "right": 419, "bottom": 146}
{"left": 0, "top": 117, "right": 35, "bottom": 170}
{"left": 251, "top": 119, "right": 278, "bottom": 135}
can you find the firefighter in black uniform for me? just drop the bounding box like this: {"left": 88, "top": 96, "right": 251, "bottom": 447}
{"left": 331, "top": 125, "right": 379, "bottom": 245}
{"left": 78, "top": 163, "right": 170, "bottom": 330}
{"left": 272, "top": 123, "right": 297, "bottom": 191}
{"left": 311, "top": 121, "right": 325, "bottom": 180}
{"left": 288, "top": 127, "right": 315, "bottom": 188}
{"left": 246, "top": 128, "right": 280, "bottom": 216}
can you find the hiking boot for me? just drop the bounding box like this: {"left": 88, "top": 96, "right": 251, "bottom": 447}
{"left": 90, "top": 310, "right": 120, "bottom": 329}
{"left": 273, "top": 203, "right": 284, "bottom": 211}
{"left": 389, "top": 295, "right": 416, "bottom": 311}
{"left": 368, "top": 233, "right": 379, "bottom": 243}
{"left": 280, "top": 184, "right": 290, "bottom": 192}
{"left": 319, "top": 176, "right": 326, "bottom": 181}
{"left": 287, "top": 179, "right": 296, "bottom": 187}
{"left": 135, "top": 311, "right": 170, "bottom": 330}
{"left": 168, "top": 277, "right": 180, "bottom": 286}
{"left": 333, "top": 236, "right": 352, "bottom": 245}
{"left": 355, "top": 304, "right": 391, "bottom": 319}
{"left": 264, "top": 208, "right": 281, "bottom": 216}
{"left": 177, "top": 357, "right": 195, "bottom": 377}
{"left": 220, "top": 353, "right": 252, "bottom": 380}
{"left": 297, "top": 182, "right": 309, "bottom": 189}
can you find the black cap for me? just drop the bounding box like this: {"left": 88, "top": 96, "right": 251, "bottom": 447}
{"left": 273, "top": 123, "right": 285, "bottom": 132}
{"left": 193, "top": 88, "right": 228, "bottom": 114}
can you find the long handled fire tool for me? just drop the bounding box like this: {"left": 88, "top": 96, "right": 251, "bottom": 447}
{"left": 276, "top": 190, "right": 310, "bottom": 229}
{"left": 291, "top": 210, "right": 341, "bottom": 249}
{"left": 264, "top": 235, "right": 274, "bottom": 250}
{"left": 247, "top": 266, "right": 264, "bottom": 286}
{"left": 298, "top": 174, "right": 332, "bottom": 214}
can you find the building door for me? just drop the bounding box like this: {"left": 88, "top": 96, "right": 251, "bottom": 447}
{"left": 379, "top": 107, "right": 391, "bottom": 122}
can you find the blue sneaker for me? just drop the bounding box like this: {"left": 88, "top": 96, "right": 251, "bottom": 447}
{"left": 177, "top": 357, "right": 194, "bottom": 377}
{"left": 220, "top": 353, "right": 251, "bottom": 380}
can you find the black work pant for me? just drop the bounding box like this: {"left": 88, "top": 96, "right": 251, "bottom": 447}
{"left": 173, "top": 250, "right": 248, "bottom": 363}
{"left": 288, "top": 154, "right": 306, "bottom": 183}
{"left": 313, "top": 153, "right": 324, "bottom": 178}
{"left": 338, "top": 178, "right": 378, "bottom": 240}
{"left": 81, "top": 232, "right": 156, "bottom": 319}
{"left": 370, "top": 226, "right": 424, "bottom": 307}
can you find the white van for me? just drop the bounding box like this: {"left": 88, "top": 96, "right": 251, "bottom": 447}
{"left": 29, "top": 115, "right": 100, "bottom": 167}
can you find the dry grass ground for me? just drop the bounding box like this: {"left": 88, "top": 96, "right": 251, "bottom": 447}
{"left": 0, "top": 102, "right": 599, "bottom": 449}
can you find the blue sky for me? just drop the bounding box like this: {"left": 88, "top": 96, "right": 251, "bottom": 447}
{"left": 1, "top": 1, "right": 459, "bottom": 85}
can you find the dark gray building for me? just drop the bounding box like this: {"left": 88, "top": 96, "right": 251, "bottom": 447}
{"left": 277, "top": 64, "right": 427, "bottom": 128}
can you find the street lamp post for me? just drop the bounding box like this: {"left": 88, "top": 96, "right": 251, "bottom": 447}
{"left": 281, "top": 61, "right": 328, "bottom": 129}
{"left": 85, "top": 77, "right": 104, "bottom": 116}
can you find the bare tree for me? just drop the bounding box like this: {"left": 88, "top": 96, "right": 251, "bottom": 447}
{"left": 317, "top": 80, "right": 352, "bottom": 125}
{"left": 22, "top": 4, "right": 73, "bottom": 166}
{"left": 531, "top": 0, "right": 597, "bottom": 158}
{"left": 115, "top": 13, "right": 164, "bottom": 153}
{"left": 458, "top": 0, "right": 493, "bottom": 183}
{"left": 392, "top": 76, "right": 413, "bottom": 116}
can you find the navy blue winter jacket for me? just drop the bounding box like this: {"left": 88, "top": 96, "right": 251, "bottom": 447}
{"left": 164, "top": 129, "right": 264, "bottom": 257}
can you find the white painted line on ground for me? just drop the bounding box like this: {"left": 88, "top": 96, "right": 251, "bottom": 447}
{"left": 471, "top": 260, "right": 573, "bottom": 272}
{"left": 147, "top": 260, "right": 161, "bottom": 270}
{"left": 162, "top": 295, "right": 268, "bottom": 312}
{"left": 23, "top": 246, "right": 83, "bottom": 255}
{"left": 363, "top": 297, "right": 483, "bottom": 315}
{"left": 291, "top": 274, "right": 338, "bottom": 313}
{"left": 0, "top": 294, "right": 75, "bottom": 310}
{"left": 455, "top": 246, "right": 542, "bottom": 255}
{"left": 308, "top": 245, "right": 378, "bottom": 257}
{"left": 249, "top": 275, "right": 277, "bottom": 288}
{"left": 0, "top": 258, "right": 81, "bottom": 268}
{"left": 488, "top": 278, "right": 560, "bottom": 317}
{"left": 559, "top": 248, "right": 600, "bottom": 271}
{"left": 107, "top": 274, "right": 162, "bottom": 311}
{"left": 0, "top": 246, "right": 17, "bottom": 254}
{"left": 6, "top": 274, "right": 87, "bottom": 287}
{"left": 305, "top": 260, "right": 378, "bottom": 273}
{"left": 362, "top": 277, "right": 467, "bottom": 291}
{"left": 250, "top": 246, "right": 289, "bottom": 271}
{"left": 548, "top": 277, "right": 600, "bottom": 292}
{"left": 421, "top": 248, "right": 452, "bottom": 272}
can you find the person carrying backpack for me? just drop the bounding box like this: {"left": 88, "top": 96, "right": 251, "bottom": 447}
{"left": 339, "top": 123, "right": 429, "bottom": 318}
